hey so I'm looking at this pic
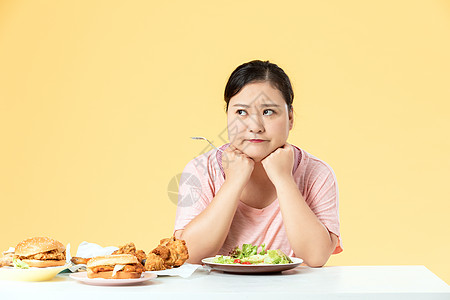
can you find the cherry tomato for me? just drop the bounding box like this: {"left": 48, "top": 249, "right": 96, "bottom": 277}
{"left": 241, "top": 261, "right": 252, "bottom": 265}
{"left": 233, "top": 259, "right": 241, "bottom": 263}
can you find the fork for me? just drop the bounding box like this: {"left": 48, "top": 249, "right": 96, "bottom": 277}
{"left": 191, "top": 136, "right": 223, "bottom": 152}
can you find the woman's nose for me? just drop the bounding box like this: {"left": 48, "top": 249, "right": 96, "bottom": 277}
{"left": 247, "top": 114, "right": 265, "bottom": 133}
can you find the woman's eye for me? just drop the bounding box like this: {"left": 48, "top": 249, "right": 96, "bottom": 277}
{"left": 237, "top": 110, "right": 247, "bottom": 116}
{"left": 263, "top": 109, "right": 274, "bottom": 116}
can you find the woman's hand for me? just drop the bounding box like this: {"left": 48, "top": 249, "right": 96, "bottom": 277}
{"left": 222, "top": 145, "right": 255, "bottom": 187}
{"left": 261, "top": 143, "right": 294, "bottom": 187}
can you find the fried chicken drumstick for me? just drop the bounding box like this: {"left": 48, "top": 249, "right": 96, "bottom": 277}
{"left": 144, "top": 236, "right": 189, "bottom": 271}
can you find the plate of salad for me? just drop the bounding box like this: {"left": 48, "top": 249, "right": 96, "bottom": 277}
{"left": 201, "top": 244, "right": 303, "bottom": 274}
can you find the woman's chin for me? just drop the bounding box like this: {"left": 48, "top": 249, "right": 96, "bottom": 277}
{"left": 230, "top": 143, "right": 273, "bottom": 162}
{"left": 241, "top": 151, "right": 268, "bottom": 163}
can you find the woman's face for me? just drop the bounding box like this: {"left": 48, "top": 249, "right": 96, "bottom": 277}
{"left": 227, "top": 81, "right": 293, "bottom": 162}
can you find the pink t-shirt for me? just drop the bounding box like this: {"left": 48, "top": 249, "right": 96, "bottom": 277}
{"left": 174, "top": 144, "right": 343, "bottom": 257}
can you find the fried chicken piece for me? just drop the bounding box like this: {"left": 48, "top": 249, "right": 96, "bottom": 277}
{"left": 1, "top": 252, "right": 14, "bottom": 267}
{"left": 152, "top": 245, "right": 170, "bottom": 260}
{"left": 135, "top": 250, "right": 146, "bottom": 264}
{"left": 155, "top": 236, "right": 189, "bottom": 268}
{"left": 162, "top": 247, "right": 177, "bottom": 268}
{"left": 16, "top": 249, "right": 66, "bottom": 261}
{"left": 91, "top": 263, "right": 144, "bottom": 274}
{"left": 145, "top": 253, "right": 166, "bottom": 271}
{"left": 71, "top": 257, "right": 90, "bottom": 265}
{"left": 159, "top": 238, "right": 171, "bottom": 246}
{"left": 113, "top": 242, "right": 146, "bottom": 264}
{"left": 168, "top": 239, "right": 189, "bottom": 267}
{"left": 113, "top": 242, "right": 137, "bottom": 255}
{"left": 144, "top": 236, "right": 189, "bottom": 271}
{"left": 124, "top": 263, "right": 145, "bottom": 273}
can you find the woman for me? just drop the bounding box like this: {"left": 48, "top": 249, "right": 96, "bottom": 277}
{"left": 174, "top": 60, "right": 342, "bottom": 267}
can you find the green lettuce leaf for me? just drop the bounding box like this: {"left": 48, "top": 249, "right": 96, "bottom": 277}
{"left": 259, "top": 243, "right": 267, "bottom": 255}
{"left": 13, "top": 258, "right": 29, "bottom": 269}
{"left": 213, "top": 255, "right": 235, "bottom": 264}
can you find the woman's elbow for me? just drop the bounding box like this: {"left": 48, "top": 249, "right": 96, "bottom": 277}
{"left": 305, "top": 233, "right": 338, "bottom": 267}
{"left": 302, "top": 246, "right": 335, "bottom": 267}
{"left": 304, "top": 256, "right": 329, "bottom": 268}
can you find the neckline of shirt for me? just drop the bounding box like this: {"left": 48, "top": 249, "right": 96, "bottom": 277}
{"left": 237, "top": 197, "right": 279, "bottom": 214}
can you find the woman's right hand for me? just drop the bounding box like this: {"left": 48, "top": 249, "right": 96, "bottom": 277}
{"left": 222, "top": 145, "right": 254, "bottom": 187}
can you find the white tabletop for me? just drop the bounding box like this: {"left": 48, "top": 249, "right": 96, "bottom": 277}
{"left": 0, "top": 265, "right": 449, "bottom": 300}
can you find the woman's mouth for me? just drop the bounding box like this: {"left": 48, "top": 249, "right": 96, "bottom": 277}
{"left": 246, "top": 139, "right": 267, "bottom": 143}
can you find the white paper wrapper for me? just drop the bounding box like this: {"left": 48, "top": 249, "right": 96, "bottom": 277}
{"left": 68, "top": 242, "right": 118, "bottom": 272}
{"left": 75, "top": 241, "right": 119, "bottom": 257}
{"left": 66, "top": 243, "right": 71, "bottom": 264}
{"left": 2, "top": 247, "right": 15, "bottom": 254}
{"left": 147, "top": 263, "right": 202, "bottom": 278}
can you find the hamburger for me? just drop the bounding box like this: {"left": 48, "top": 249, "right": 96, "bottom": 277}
{"left": 87, "top": 254, "right": 144, "bottom": 279}
{"left": 14, "top": 237, "right": 66, "bottom": 268}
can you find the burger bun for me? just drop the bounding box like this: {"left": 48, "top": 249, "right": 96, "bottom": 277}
{"left": 87, "top": 269, "right": 142, "bottom": 279}
{"left": 87, "top": 254, "right": 139, "bottom": 268}
{"left": 15, "top": 237, "right": 65, "bottom": 257}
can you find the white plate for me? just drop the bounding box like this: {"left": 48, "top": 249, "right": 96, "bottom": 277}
{"left": 202, "top": 257, "right": 303, "bottom": 274}
{"left": 0, "top": 265, "right": 69, "bottom": 281}
{"left": 69, "top": 272, "right": 156, "bottom": 286}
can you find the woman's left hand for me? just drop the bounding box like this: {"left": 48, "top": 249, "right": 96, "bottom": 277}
{"left": 261, "top": 143, "right": 295, "bottom": 186}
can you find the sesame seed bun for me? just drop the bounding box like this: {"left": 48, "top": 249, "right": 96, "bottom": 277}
{"left": 15, "top": 237, "right": 65, "bottom": 257}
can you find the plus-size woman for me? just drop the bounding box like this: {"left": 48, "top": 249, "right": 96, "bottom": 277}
{"left": 174, "top": 60, "right": 342, "bottom": 267}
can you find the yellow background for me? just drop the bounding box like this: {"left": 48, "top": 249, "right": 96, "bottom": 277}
{"left": 1, "top": 0, "right": 449, "bottom": 283}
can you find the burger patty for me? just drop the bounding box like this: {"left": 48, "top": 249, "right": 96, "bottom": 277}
{"left": 17, "top": 249, "right": 66, "bottom": 261}
{"left": 90, "top": 264, "right": 144, "bottom": 273}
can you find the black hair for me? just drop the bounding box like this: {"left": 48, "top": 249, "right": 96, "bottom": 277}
{"left": 224, "top": 60, "right": 294, "bottom": 111}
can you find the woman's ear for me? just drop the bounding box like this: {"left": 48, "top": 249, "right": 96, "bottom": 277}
{"left": 288, "top": 108, "right": 294, "bottom": 130}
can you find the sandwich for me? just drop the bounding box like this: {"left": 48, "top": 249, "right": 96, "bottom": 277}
{"left": 14, "top": 237, "right": 66, "bottom": 267}
{"left": 86, "top": 254, "right": 144, "bottom": 279}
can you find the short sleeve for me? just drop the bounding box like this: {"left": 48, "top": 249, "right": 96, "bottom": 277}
{"left": 303, "top": 158, "right": 343, "bottom": 254}
{"left": 173, "top": 156, "right": 215, "bottom": 232}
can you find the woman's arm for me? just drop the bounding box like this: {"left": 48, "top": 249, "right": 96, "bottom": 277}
{"left": 176, "top": 146, "right": 254, "bottom": 263}
{"left": 261, "top": 144, "right": 338, "bottom": 267}
{"left": 275, "top": 178, "right": 338, "bottom": 267}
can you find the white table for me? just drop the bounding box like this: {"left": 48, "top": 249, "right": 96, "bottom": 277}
{"left": 0, "top": 265, "right": 449, "bottom": 300}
